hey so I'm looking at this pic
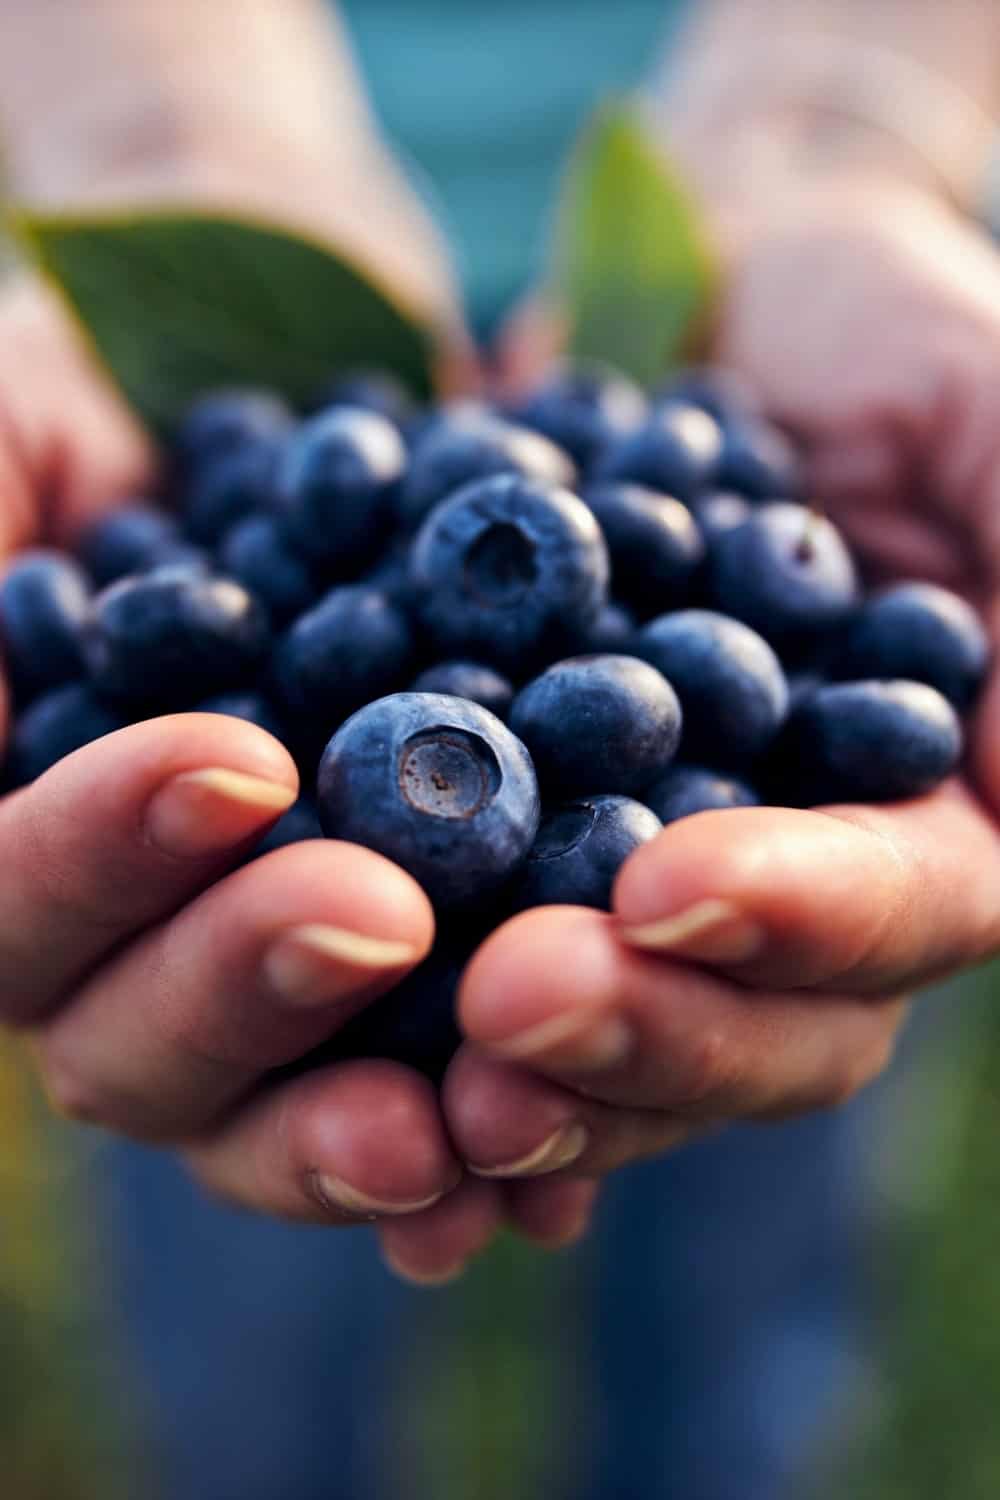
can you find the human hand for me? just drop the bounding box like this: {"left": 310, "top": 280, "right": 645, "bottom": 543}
{"left": 415, "top": 176, "right": 1000, "bottom": 1279}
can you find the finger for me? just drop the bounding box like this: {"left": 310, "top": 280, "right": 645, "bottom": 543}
{"left": 378, "top": 1177, "right": 505, "bottom": 1286}
{"left": 613, "top": 786, "right": 1000, "bottom": 994}
{"left": 443, "top": 1046, "right": 693, "bottom": 1178}
{"left": 0, "top": 714, "right": 301, "bottom": 1025}
{"left": 37, "top": 840, "right": 433, "bottom": 1139}
{"left": 183, "top": 1059, "right": 460, "bottom": 1224}
{"left": 504, "top": 1177, "right": 601, "bottom": 1249}
{"left": 972, "top": 601, "right": 1000, "bottom": 811}
{"left": 459, "top": 908, "right": 906, "bottom": 1116}
{"left": 490, "top": 295, "right": 567, "bottom": 399}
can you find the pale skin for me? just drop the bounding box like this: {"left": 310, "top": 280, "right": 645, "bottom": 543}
{"left": 0, "top": 0, "right": 999, "bottom": 1285}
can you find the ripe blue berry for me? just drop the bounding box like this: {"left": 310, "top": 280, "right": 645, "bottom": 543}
{"left": 8, "top": 682, "right": 123, "bottom": 785}
{"left": 397, "top": 412, "right": 573, "bottom": 532}
{"left": 0, "top": 551, "right": 90, "bottom": 700}
{"left": 274, "top": 585, "right": 413, "bottom": 732}
{"left": 583, "top": 482, "right": 705, "bottom": 616}
{"left": 595, "top": 400, "right": 723, "bottom": 503}
{"left": 637, "top": 609, "right": 788, "bottom": 765}
{"left": 317, "top": 692, "right": 540, "bottom": 910}
{"left": 173, "top": 388, "right": 293, "bottom": 474}
{"left": 313, "top": 369, "right": 415, "bottom": 429}
{"left": 278, "top": 406, "right": 406, "bottom": 569}
{"left": 410, "top": 475, "right": 609, "bottom": 670}
{"left": 182, "top": 441, "right": 282, "bottom": 545}
{"left": 510, "top": 363, "right": 646, "bottom": 471}
{"left": 834, "top": 581, "right": 989, "bottom": 711}
{"left": 197, "top": 690, "right": 286, "bottom": 741}
{"left": 510, "top": 654, "right": 681, "bottom": 796}
{"left": 579, "top": 601, "right": 637, "bottom": 653}
{"left": 715, "top": 416, "right": 801, "bottom": 500}
{"left": 776, "top": 679, "right": 962, "bottom": 804}
{"left": 79, "top": 504, "right": 183, "bottom": 586}
{"left": 712, "top": 503, "right": 859, "bottom": 648}
{"left": 410, "top": 661, "right": 515, "bottom": 720}
{"left": 218, "top": 514, "right": 317, "bottom": 624}
{"left": 654, "top": 367, "right": 760, "bottom": 424}
{"left": 644, "top": 765, "right": 759, "bottom": 824}
{"left": 512, "top": 795, "right": 662, "bottom": 911}
{"left": 85, "top": 570, "right": 269, "bottom": 710}
{"left": 690, "top": 491, "right": 751, "bottom": 547}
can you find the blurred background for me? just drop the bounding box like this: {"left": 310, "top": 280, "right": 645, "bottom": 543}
{"left": 2, "top": 960, "right": 998, "bottom": 1499}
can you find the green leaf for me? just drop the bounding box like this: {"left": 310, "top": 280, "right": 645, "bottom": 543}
{"left": 551, "top": 101, "right": 717, "bottom": 386}
{"left": 9, "top": 208, "right": 436, "bottom": 431}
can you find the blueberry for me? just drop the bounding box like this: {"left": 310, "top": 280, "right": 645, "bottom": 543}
{"left": 594, "top": 401, "right": 723, "bottom": 503}
{"left": 583, "top": 482, "right": 705, "bottom": 616}
{"left": 636, "top": 610, "right": 788, "bottom": 766}
{"left": 410, "top": 475, "right": 609, "bottom": 671}
{"left": 218, "top": 514, "right": 317, "bottom": 624}
{"left": 644, "top": 765, "right": 759, "bottom": 824}
{"left": 287, "top": 941, "right": 469, "bottom": 1083}
{"left": 0, "top": 551, "right": 90, "bottom": 700}
{"left": 7, "top": 682, "right": 123, "bottom": 785}
{"left": 250, "top": 798, "right": 323, "bottom": 859}
{"left": 510, "top": 362, "right": 646, "bottom": 472}
{"left": 690, "top": 491, "right": 751, "bottom": 547}
{"left": 712, "top": 503, "right": 860, "bottom": 649}
{"left": 410, "top": 661, "right": 514, "bottom": 720}
{"left": 512, "top": 795, "right": 662, "bottom": 912}
{"left": 397, "top": 412, "right": 574, "bottom": 531}
{"left": 85, "top": 571, "right": 269, "bottom": 710}
{"left": 579, "top": 601, "right": 637, "bottom": 653}
{"left": 833, "top": 581, "right": 989, "bottom": 712}
{"left": 654, "top": 367, "right": 760, "bottom": 424}
{"left": 78, "top": 504, "right": 182, "bottom": 585}
{"left": 278, "top": 406, "right": 406, "bottom": 568}
{"left": 274, "top": 585, "right": 413, "bottom": 732}
{"left": 510, "top": 654, "right": 681, "bottom": 796}
{"left": 774, "top": 679, "right": 962, "bottom": 804}
{"left": 363, "top": 539, "right": 414, "bottom": 605}
{"left": 173, "top": 388, "right": 293, "bottom": 474}
{"left": 715, "top": 417, "right": 801, "bottom": 501}
{"left": 312, "top": 369, "right": 415, "bottom": 429}
{"left": 317, "top": 692, "right": 540, "bottom": 910}
{"left": 197, "top": 690, "right": 286, "bottom": 741}
{"left": 182, "top": 440, "right": 282, "bottom": 545}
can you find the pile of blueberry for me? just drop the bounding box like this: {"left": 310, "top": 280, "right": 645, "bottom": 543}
{"left": 0, "top": 365, "right": 989, "bottom": 1075}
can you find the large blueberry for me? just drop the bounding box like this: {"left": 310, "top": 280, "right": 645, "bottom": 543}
{"left": 579, "top": 601, "right": 637, "bottom": 654}
{"left": 510, "top": 363, "right": 646, "bottom": 472}
{"left": 410, "top": 661, "right": 515, "bottom": 720}
{"left": 583, "top": 482, "right": 705, "bottom": 616}
{"left": 711, "top": 502, "right": 860, "bottom": 648}
{"left": 644, "top": 764, "right": 759, "bottom": 825}
{"left": 715, "top": 416, "right": 801, "bottom": 501}
{"left": 218, "top": 514, "right": 317, "bottom": 624}
{"left": 278, "top": 405, "right": 406, "bottom": 569}
{"left": 85, "top": 570, "right": 269, "bottom": 710}
{"left": 0, "top": 551, "right": 90, "bottom": 700}
{"left": 8, "top": 682, "right": 123, "bottom": 785}
{"left": 317, "top": 692, "right": 540, "bottom": 910}
{"left": 313, "top": 369, "right": 415, "bottom": 430}
{"left": 182, "top": 440, "right": 282, "bottom": 545}
{"left": 173, "top": 387, "right": 293, "bottom": 475}
{"left": 636, "top": 610, "right": 788, "bottom": 765}
{"left": 690, "top": 491, "right": 751, "bottom": 548}
{"left": 594, "top": 400, "right": 723, "bottom": 503}
{"left": 512, "top": 795, "right": 662, "bottom": 912}
{"left": 78, "top": 503, "right": 183, "bottom": 586}
{"left": 774, "top": 679, "right": 962, "bottom": 804}
{"left": 409, "top": 475, "right": 610, "bottom": 670}
{"left": 197, "top": 690, "right": 287, "bottom": 741}
{"left": 654, "top": 367, "right": 760, "bottom": 425}
{"left": 396, "top": 411, "right": 573, "bottom": 531}
{"left": 274, "top": 585, "right": 413, "bottom": 731}
{"left": 833, "top": 581, "right": 989, "bottom": 712}
{"left": 510, "top": 654, "right": 681, "bottom": 796}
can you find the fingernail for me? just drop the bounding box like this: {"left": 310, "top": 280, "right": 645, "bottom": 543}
{"left": 315, "top": 1175, "right": 445, "bottom": 1219}
{"left": 147, "top": 767, "right": 297, "bottom": 858}
{"left": 489, "top": 1011, "right": 631, "bottom": 1071}
{"left": 469, "top": 1122, "right": 589, "bottom": 1179}
{"left": 619, "top": 899, "right": 764, "bottom": 963}
{"left": 265, "top": 924, "right": 420, "bottom": 1007}
{"left": 382, "top": 1249, "right": 466, "bottom": 1288}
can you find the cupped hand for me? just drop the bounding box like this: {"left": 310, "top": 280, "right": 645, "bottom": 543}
{"left": 422, "top": 176, "right": 1000, "bottom": 1276}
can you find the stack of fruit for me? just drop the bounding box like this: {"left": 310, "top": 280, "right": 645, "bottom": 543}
{"left": 0, "top": 365, "right": 988, "bottom": 1075}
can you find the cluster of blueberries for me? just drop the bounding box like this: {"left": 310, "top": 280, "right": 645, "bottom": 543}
{"left": 0, "top": 365, "right": 989, "bottom": 1074}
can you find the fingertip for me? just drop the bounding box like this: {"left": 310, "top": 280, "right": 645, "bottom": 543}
{"left": 505, "top": 1177, "right": 600, "bottom": 1248}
